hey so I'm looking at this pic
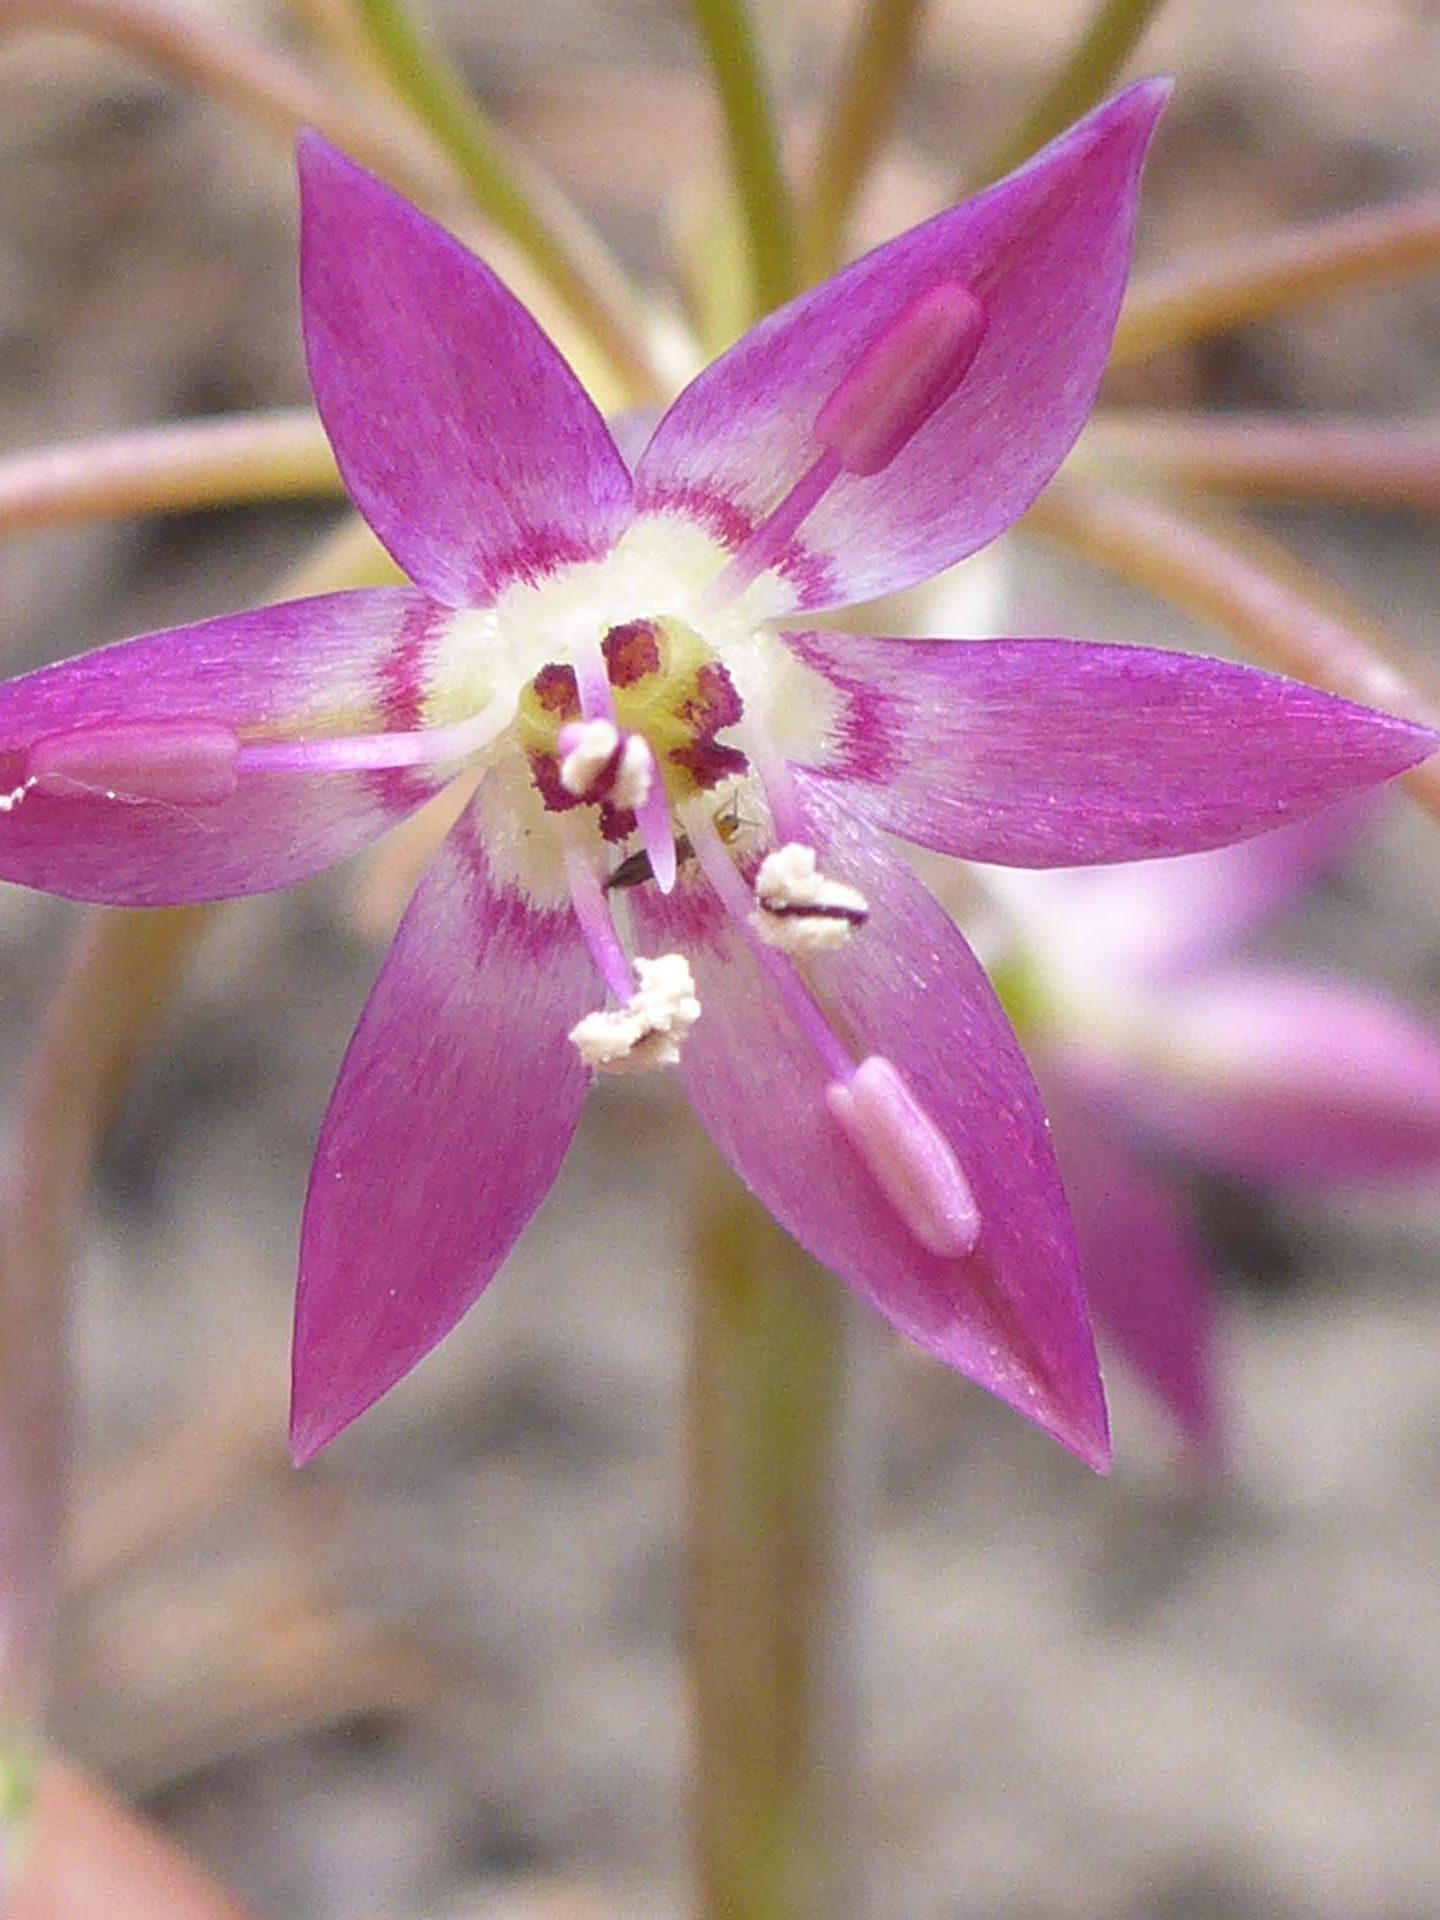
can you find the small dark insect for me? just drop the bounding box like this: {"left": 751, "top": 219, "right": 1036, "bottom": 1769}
{"left": 604, "top": 791, "right": 744, "bottom": 892}
{"left": 605, "top": 834, "right": 693, "bottom": 892}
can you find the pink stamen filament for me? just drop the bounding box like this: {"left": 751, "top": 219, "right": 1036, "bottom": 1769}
{"left": 740, "top": 723, "right": 807, "bottom": 848}
{"left": 703, "top": 279, "right": 987, "bottom": 614}
{"left": 22, "top": 702, "right": 515, "bottom": 810}
{"left": 563, "top": 835, "right": 636, "bottom": 1004}
{"left": 683, "top": 802, "right": 853, "bottom": 1083}
{"left": 235, "top": 698, "right": 510, "bottom": 776}
{"left": 632, "top": 739, "right": 678, "bottom": 893}
{"left": 703, "top": 448, "right": 842, "bottom": 611}
{"left": 571, "top": 631, "right": 618, "bottom": 725}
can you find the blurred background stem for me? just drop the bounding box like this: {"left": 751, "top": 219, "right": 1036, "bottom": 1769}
{"left": 0, "top": 906, "right": 214, "bottom": 1893}
{"left": 0, "top": 509, "right": 392, "bottom": 1896}
{"left": 1111, "top": 190, "right": 1440, "bottom": 363}
{"left": 689, "top": 0, "right": 798, "bottom": 317}
{"left": 0, "top": 414, "right": 340, "bottom": 538}
{"left": 689, "top": 1157, "right": 862, "bottom": 1920}
{"left": 801, "top": 0, "right": 928, "bottom": 283}
{"left": 1075, "top": 412, "right": 1440, "bottom": 516}
{"left": 346, "top": 0, "right": 665, "bottom": 400}
{"left": 1025, "top": 479, "right": 1440, "bottom": 822}
{"left": 973, "top": 0, "right": 1168, "bottom": 183}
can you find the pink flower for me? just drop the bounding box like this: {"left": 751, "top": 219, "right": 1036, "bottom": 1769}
{"left": 0, "top": 85, "right": 1431, "bottom": 1470}
{"left": 986, "top": 812, "right": 1440, "bottom": 1463}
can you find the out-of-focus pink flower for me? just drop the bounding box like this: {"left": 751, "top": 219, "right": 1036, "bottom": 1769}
{"left": 0, "top": 87, "right": 1432, "bottom": 1471}
{"left": 985, "top": 813, "right": 1440, "bottom": 1463}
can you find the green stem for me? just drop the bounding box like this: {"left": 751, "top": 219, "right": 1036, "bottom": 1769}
{"left": 801, "top": 0, "right": 928, "bottom": 283}
{"left": 974, "top": 0, "right": 1168, "bottom": 184}
{"left": 690, "top": 1155, "right": 859, "bottom": 1920}
{"left": 347, "top": 0, "right": 663, "bottom": 400}
{"left": 0, "top": 411, "right": 341, "bottom": 536}
{"left": 689, "top": 0, "right": 799, "bottom": 317}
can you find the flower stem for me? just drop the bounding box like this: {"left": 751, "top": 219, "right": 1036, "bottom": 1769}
{"left": 1111, "top": 191, "right": 1440, "bottom": 365}
{"left": 972, "top": 0, "right": 1169, "bottom": 184}
{"left": 1075, "top": 411, "right": 1440, "bottom": 516}
{"left": 1024, "top": 478, "right": 1440, "bottom": 823}
{"left": 0, "top": 905, "right": 214, "bottom": 1895}
{"left": 0, "top": 412, "right": 341, "bottom": 536}
{"left": 346, "top": 0, "right": 665, "bottom": 401}
{"left": 688, "top": 0, "right": 799, "bottom": 318}
{"left": 689, "top": 1153, "right": 861, "bottom": 1920}
{"left": 0, "top": 509, "right": 390, "bottom": 1896}
{"left": 800, "top": 0, "right": 928, "bottom": 283}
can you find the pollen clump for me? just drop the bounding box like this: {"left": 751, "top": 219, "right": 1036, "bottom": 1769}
{"left": 752, "top": 843, "right": 869, "bottom": 954}
{"left": 570, "top": 952, "right": 701, "bottom": 1074}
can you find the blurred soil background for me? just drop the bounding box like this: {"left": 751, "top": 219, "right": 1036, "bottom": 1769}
{"left": 3, "top": 0, "right": 1440, "bottom": 1914}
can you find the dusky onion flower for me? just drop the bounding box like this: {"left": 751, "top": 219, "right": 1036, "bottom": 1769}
{"left": 0, "top": 84, "right": 1432, "bottom": 1471}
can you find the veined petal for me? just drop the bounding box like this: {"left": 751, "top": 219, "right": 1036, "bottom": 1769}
{"left": 299, "top": 135, "right": 633, "bottom": 607}
{"left": 1042, "top": 1073, "right": 1221, "bottom": 1464}
{"left": 291, "top": 791, "right": 596, "bottom": 1461}
{"left": 1090, "top": 966, "right": 1440, "bottom": 1187}
{"left": 634, "top": 775, "right": 1109, "bottom": 1470}
{"left": 633, "top": 83, "right": 1168, "bottom": 613}
{"left": 788, "top": 631, "right": 1436, "bottom": 865}
{"left": 0, "top": 590, "right": 457, "bottom": 905}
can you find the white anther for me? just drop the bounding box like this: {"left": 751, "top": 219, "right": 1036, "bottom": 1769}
{"left": 570, "top": 953, "right": 701, "bottom": 1074}
{"left": 0, "top": 778, "right": 34, "bottom": 813}
{"left": 559, "top": 718, "right": 621, "bottom": 798}
{"left": 610, "top": 733, "right": 654, "bottom": 811}
{"left": 752, "top": 843, "right": 870, "bottom": 955}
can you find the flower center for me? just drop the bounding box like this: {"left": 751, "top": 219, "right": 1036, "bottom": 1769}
{"left": 516, "top": 615, "right": 747, "bottom": 843}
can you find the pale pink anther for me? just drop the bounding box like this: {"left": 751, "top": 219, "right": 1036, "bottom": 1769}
{"left": 826, "top": 1055, "right": 981, "bottom": 1258}
{"left": 814, "top": 281, "right": 987, "bottom": 477}
{"left": 27, "top": 719, "right": 241, "bottom": 805}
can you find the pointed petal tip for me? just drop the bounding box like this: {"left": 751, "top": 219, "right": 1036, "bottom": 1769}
{"left": 1031, "top": 1373, "right": 1113, "bottom": 1475}
{"left": 287, "top": 1406, "right": 329, "bottom": 1469}
{"left": 286, "top": 1375, "right": 358, "bottom": 1467}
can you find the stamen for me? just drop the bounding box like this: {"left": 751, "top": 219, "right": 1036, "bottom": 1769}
{"left": 684, "top": 803, "right": 853, "bottom": 1083}
{"left": 813, "top": 281, "right": 987, "bottom": 477}
{"left": 563, "top": 836, "right": 636, "bottom": 1004}
{"left": 685, "top": 804, "right": 979, "bottom": 1257}
{"left": 826, "top": 1056, "right": 980, "bottom": 1259}
{"left": 612, "top": 735, "right": 655, "bottom": 812}
{"left": 704, "top": 280, "right": 986, "bottom": 609}
{"left": 570, "top": 953, "right": 701, "bottom": 1074}
{"left": 564, "top": 835, "right": 698, "bottom": 1071}
{"left": 235, "top": 699, "right": 510, "bottom": 777}
{"left": 27, "top": 720, "right": 241, "bottom": 805}
{"left": 631, "top": 737, "right": 677, "bottom": 894}
{"left": 752, "top": 843, "right": 869, "bottom": 955}
{"left": 559, "top": 718, "right": 623, "bottom": 798}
